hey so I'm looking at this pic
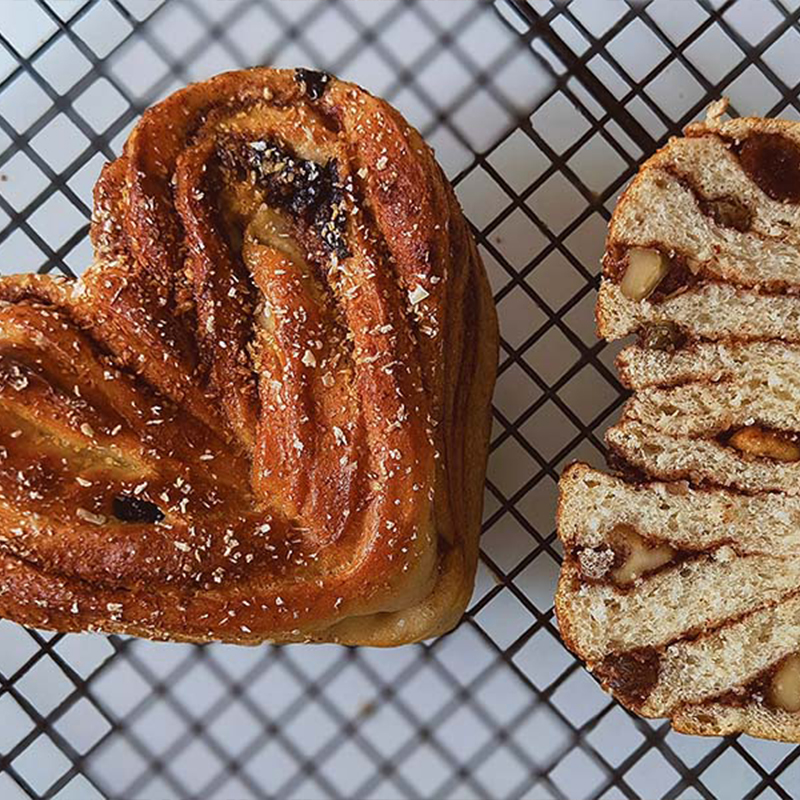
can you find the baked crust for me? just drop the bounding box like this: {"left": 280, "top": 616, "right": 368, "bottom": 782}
{"left": 0, "top": 68, "right": 498, "bottom": 645}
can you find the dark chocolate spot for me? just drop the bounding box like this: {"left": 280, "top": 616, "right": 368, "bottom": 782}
{"left": 605, "top": 451, "right": 650, "bottom": 484}
{"left": 699, "top": 195, "right": 753, "bottom": 232}
{"left": 113, "top": 494, "right": 165, "bottom": 524}
{"left": 638, "top": 322, "right": 687, "bottom": 352}
{"left": 221, "top": 140, "right": 350, "bottom": 259}
{"left": 595, "top": 648, "right": 661, "bottom": 706}
{"left": 736, "top": 132, "right": 800, "bottom": 204}
{"left": 295, "top": 69, "right": 331, "bottom": 101}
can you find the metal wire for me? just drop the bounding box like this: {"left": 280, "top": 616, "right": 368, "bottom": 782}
{"left": 1, "top": 1, "right": 800, "bottom": 798}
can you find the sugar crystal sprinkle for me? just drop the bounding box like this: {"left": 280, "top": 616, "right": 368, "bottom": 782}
{"left": 408, "top": 285, "right": 429, "bottom": 305}
{"left": 77, "top": 509, "right": 106, "bottom": 526}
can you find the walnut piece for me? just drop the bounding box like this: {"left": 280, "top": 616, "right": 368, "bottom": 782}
{"left": 620, "top": 248, "right": 670, "bottom": 301}
{"left": 769, "top": 654, "right": 800, "bottom": 712}
{"left": 728, "top": 425, "right": 800, "bottom": 462}
{"left": 610, "top": 524, "right": 676, "bottom": 585}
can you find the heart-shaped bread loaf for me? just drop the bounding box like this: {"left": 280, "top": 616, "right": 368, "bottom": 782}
{"left": 0, "top": 67, "right": 498, "bottom": 645}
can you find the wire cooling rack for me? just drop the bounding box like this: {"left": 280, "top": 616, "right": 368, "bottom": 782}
{"left": 2, "top": 1, "right": 800, "bottom": 798}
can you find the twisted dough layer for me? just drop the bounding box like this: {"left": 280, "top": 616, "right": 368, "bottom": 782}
{"left": 0, "top": 68, "right": 498, "bottom": 644}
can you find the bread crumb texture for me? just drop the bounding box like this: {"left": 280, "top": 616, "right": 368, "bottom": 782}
{"left": 557, "top": 103, "right": 800, "bottom": 742}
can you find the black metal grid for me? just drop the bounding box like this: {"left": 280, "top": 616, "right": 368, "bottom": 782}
{"left": 1, "top": 1, "right": 800, "bottom": 798}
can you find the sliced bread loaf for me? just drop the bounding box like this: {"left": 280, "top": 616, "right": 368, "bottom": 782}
{"left": 597, "top": 99, "right": 800, "bottom": 342}
{"left": 557, "top": 101, "right": 800, "bottom": 741}
{"left": 557, "top": 465, "right": 800, "bottom": 741}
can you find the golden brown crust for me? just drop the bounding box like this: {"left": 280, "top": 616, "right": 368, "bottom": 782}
{"left": 553, "top": 462, "right": 589, "bottom": 659}
{"left": 0, "top": 68, "right": 498, "bottom": 645}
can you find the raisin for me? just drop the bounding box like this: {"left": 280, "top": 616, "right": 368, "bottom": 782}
{"left": 113, "top": 494, "right": 165, "bottom": 523}
{"left": 595, "top": 648, "right": 661, "bottom": 706}
{"left": 638, "top": 322, "right": 686, "bottom": 352}
{"left": 294, "top": 69, "right": 331, "bottom": 101}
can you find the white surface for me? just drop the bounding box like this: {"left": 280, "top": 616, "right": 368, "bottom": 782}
{"left": 1, "top": 1, "right": 800, "bottom": 799}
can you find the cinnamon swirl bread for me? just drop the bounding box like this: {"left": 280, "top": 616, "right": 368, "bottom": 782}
{"left": 557, "top": 465, "right": 800, "bottom": 741}
{"left": 556, "top": 101, "right": 800, "bottom": 740}
{"left": 0, "top": 67, "right": 498, "bottom": 645}
{"left": 597, "top": 99, "right": 800, "bottom": 342}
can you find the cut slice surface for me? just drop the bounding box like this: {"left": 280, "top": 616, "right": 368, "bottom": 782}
{"left": 558, "top": 100, "right": 800, "bottom": 741}
{"left": 556, "top": 465, "right": 800, "bottom": 741}
{"left": 598, "top": 102, "right": 800, "bottom": 343}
